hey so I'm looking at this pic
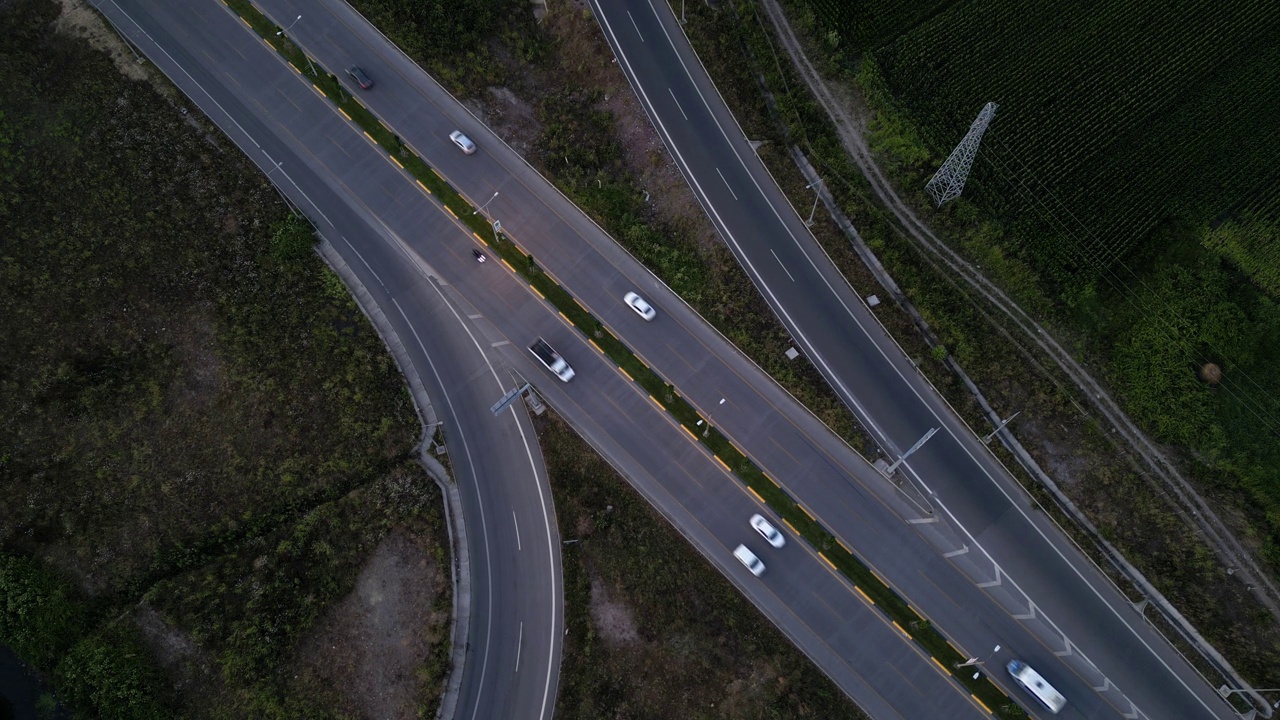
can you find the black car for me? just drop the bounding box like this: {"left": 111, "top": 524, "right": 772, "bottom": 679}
{"left": 345, "top": 66, "right": 373, "bottom": 90}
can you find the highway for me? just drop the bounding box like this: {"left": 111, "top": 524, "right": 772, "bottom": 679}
{"left": 93, "top": 0, "right": 1238, "bottom": 718}
{"left": 95, "top": 0, "right": 1000, "bottom": 717}
{"left": 588, "top": 0, "right": 1237, "bottom": 719}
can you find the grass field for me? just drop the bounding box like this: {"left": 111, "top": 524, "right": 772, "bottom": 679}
{"left": 0, "top": 1, "right": 448, "bottom": 717}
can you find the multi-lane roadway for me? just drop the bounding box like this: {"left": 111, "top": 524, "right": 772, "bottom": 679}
{"left": 94, "top": 0, "right": 1241, "bottom": 718}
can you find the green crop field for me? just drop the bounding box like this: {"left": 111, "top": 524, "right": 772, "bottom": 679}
{"left": 806, "top": 0, "right": 1280, "bottom": 282}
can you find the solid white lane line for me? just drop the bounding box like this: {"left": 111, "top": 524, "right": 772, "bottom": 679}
{"left": 415, "top": 279, "right": 561, "bottom": 720}
{"left": 716, "top": 168, "right": 739, "bottom": 200}
{"left": 513, "top": 511, "right": 522, "bottom": 551}
{"left": 771, "top": 249, "right": 796, "bottom": 282}
{"left": 339, "top": 236, "right": 390, "bottom": 293}
{"left": 669, "top": 88, "right": 689, "bottom": 120}
{"left": 515, "top": 621, "right": 524, "bottom": 673}
{"left": 390, "top": 299, "right": 496, "bottom": 720}
{"left": 627, "top": 11, "right": 645, "bottom": 42}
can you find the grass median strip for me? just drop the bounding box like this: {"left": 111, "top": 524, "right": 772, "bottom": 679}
{"left": 223, "top": 2, "right": 1027, "bottom": 714}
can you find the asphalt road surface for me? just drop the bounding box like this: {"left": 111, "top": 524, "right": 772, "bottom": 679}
{"left": 94, "top": 0, "right": 1238, "bottom": 718}
{"left": 96, "top": 0, "right": 998, "bottom": 716}
{"left": 588, "top": 0, "right": 1237, "bottom": 718}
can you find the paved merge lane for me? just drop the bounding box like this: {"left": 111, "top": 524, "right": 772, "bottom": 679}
{"left": 93, "top": 2, "right": 564, "bottom": 719}
{"left": 590, "top": 1, "right": 1234, "bottom": 718}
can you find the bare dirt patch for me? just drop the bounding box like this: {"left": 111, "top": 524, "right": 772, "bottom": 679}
{"left": 482, "top": 86, "right": 543, "bottom": 157}
{"left": 53, "top": 0, "right": 150, "bottom": 83}
{"left": 290, "top": 528, "right": 446, "bottom": 720}
{"left": 588, "top": 576, "right": 640, "bottom": 647}
{"left": 476, "top": 0, "right": 720, "bottom": 249}
{"left": 133, "top": 604, "right": 226, "bottom": 704}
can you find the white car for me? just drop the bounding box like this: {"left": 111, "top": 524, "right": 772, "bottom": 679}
{"left": 750, "top": 514, "right": 785, "bottom": 548}
{"left": 449, "top": 130, "right": 476, "bottom": 155}
{"left": 733, "top": 544, "right": 765, "bottom": 576}
{"left": 623, "top": 291, "right": 656, "bottom": 321}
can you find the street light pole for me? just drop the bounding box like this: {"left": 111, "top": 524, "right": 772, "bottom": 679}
{"left": 981, "top": 411, "right": 1020, "bottom": 444}
{"left": 474, "top": 191, "right": 499, "bottom": 217}
{"left": 804, "top": 178, "right": 823, "bottom": 227}
{"left": 697, "top": 397, "right": 726, "bottom": 437}
{"left": 275, "top": 15, "right": 315, "bottom": 75}
{"left": 954, "top": 645, "right": 1001, "bottom": 680}
{"left": 882, "top": 427, "right": 938, "bottom": 478}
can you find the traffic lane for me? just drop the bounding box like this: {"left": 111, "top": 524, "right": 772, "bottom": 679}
{"left": 334, "top": 231, "right": 566, "bottom": 720}
{"left": 304, "top": 197, "right": 564, "bottom": 720}
{"left": 253, "top": 0, "right": 522, "bottom": 195}
{"left": 288, "top": 0, "right": 1187, "bottom": 712}
{"left": 544, "top": 371, "right": 990, "bottom": 720}
{"left": 107, "top": 2, "right": 568, "bottom": 712}
{"left": 593, "top": 3, "right": 1229, "bottom": 718}
{"left": 905, "top": 424, "right": 1225, "bottom": 720}
{"left": 115, "top": 5, "right": 1172, "bottom": 717}
{"left": 724, "top": 441, "right": 1122, "bottom": 718}
{"left": 435, "top": 258, "right": 991, "bottom": 720}
{"left": 975, "top": 500, "right": 1218, "bottom": 720}
{"left": 629, "top": 75, "right": 1198, "bottom": 720}
{"left": 586, "top": 1, "right": 944, "bottom": 451}
{"left": 382, "top": 286, "right": 508, "bottom": 718}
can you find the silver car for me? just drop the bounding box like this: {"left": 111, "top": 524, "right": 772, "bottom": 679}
{"left": 750, "top": 514, "right": 785, "bottom": 548}
{"left": 623, "top": 291, "right": 656, "bottom": 320}
{"left": 449, "top": 130, "right": 476, "bottom": 155}
{"left": 733, "top": 544, "right": 765, "bottom": 576}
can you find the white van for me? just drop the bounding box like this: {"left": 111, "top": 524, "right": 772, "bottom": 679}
{"left": 1006, "top": 659, "right": 1066, "bottom": 714}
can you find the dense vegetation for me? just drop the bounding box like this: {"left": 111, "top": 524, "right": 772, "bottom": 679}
{"left": 0, "top": 1, "right": 443, "bottom": 716}
{"left": 348, "top": 0, "right": 546, "bottom": 92}
{"left": 799, "top": 0, "right": 1280, "bottom": 569}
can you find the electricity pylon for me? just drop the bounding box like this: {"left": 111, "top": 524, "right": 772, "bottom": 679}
{"left": 925, "top": 102, "right": 998, "bottom": 207}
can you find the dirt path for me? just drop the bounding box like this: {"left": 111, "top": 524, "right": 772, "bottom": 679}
{"left": 756, "top": 0, "right": 1280, "bottom": 633}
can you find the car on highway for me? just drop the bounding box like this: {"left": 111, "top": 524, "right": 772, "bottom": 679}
{"left": 449, "top": 130, "right": 476, "bottom": 155}
{"left": 623, "top": 291, "right": 656, "bottom": 320}
{"left": 733, "top": 544, "right": 765, "bottom": 576}
{"left": 749, "top": 514, "right": 785, "bottom": 548}
{"left": 345, "top": 66, "right": 373, "bottom": 90}
{"left": 1006, "top": 659, "right": 1066, "bottom": 714}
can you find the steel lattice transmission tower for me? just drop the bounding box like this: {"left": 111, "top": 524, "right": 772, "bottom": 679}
{"left": 925, "top": 102, "right": 998, "bottom": 207}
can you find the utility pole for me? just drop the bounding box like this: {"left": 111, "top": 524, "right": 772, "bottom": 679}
{"left": 981, "top": 411, "right": 1020, "bottom": 444}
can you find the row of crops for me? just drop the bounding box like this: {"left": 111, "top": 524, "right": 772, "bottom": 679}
{"left": 803, "top": 0, "right": 1280, "bottom": 285}
{"left": 799, "top": 0, "right": 950, "bottom": 51}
